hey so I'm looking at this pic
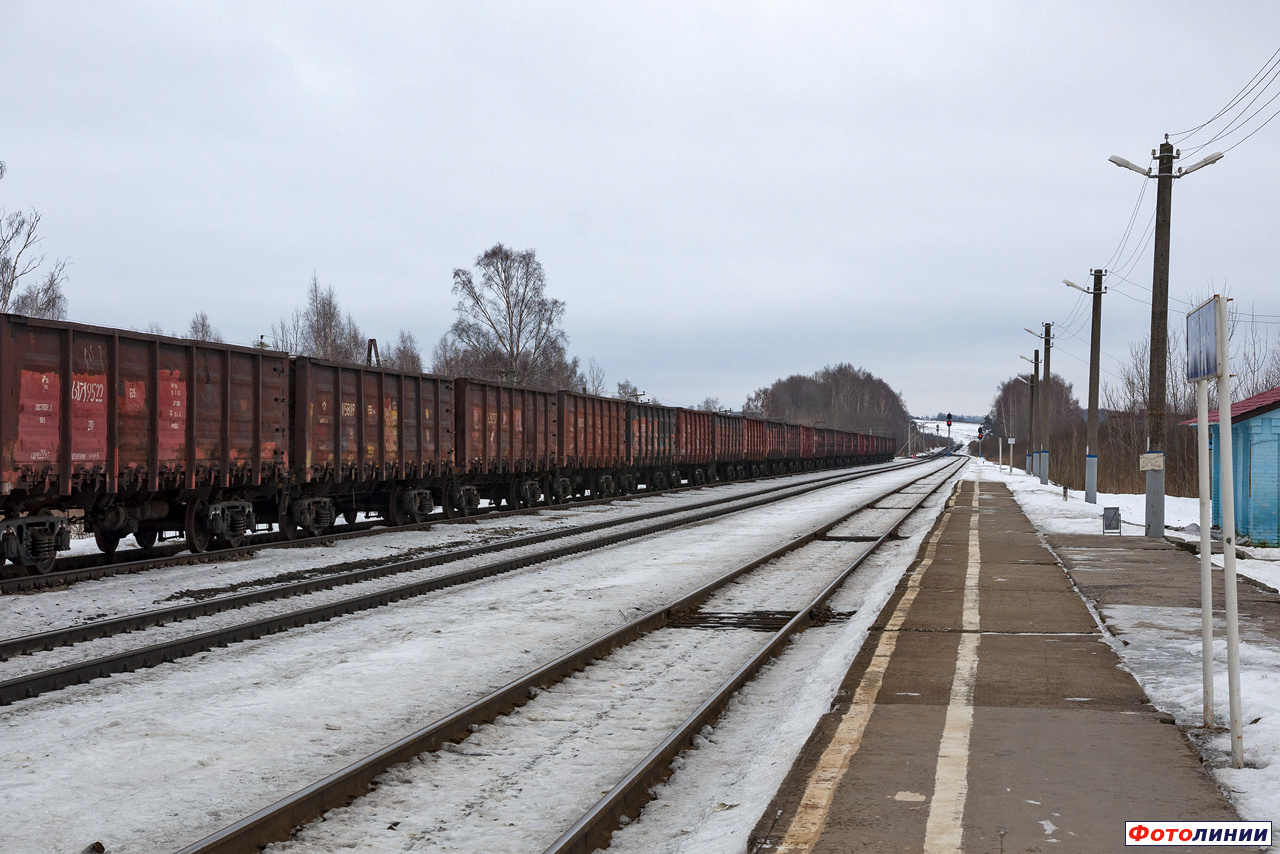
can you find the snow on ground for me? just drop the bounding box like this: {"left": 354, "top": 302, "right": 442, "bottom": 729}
{"left": 977, "top": 458, "right": 1280, "bottom": 847}
{"left": 607, "top": 466, "right": 964, "bottom": 853}
{"left": 0, "top": 468, "right": 867, "bottom": 640}
{"left": 0, "top": 460, "right": 950, "bottom": 854}
{"left": 915, "top": 418, "right": 982, "bottom": 449}
{"left": 259, "top": 462, "right": 962, "bottom": 853}
{"left": 972, "top": 456, "right": 1202, "bottom": 536}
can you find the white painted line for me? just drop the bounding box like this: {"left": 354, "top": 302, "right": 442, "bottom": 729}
{"left": 772, "top": 488, "right": 958, "bottom": 853}
{"left": 922, "top": 474, "right": 982, "bottom": 853}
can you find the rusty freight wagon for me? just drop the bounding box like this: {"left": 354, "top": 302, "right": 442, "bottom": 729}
{"left": 288, "top": 357, "right": 456, "bottom": 534}
{"left": 556, "top": 390, "right": 626, "bottom": 498}
{"left": 455, "top": 378, "right": 557, "bottom": 509}
{"left": 782, "top": 423, "right": 802, "bottom": 470}
{"left": 814, "top": 427, "right": 833, "bottom": 461}
{"left": 674, "top": 408, "right": 715, "bottom": 486}
{"left": 0, "top": 313, "right": 290, "bottom": 570}
{"left": 625, "top": 401, "right": 678, "bottom": 489}
{"left": 765, "top": 420, "right": 788, "bottom": 471}
{"left": 798, "top": 424, "right": 815, "bottom": 466}
{"left": 742, "top": 418, "right": 769, "bottom": 477}
{"left": 711, "top": 412, "right": 745, "bottom": 480}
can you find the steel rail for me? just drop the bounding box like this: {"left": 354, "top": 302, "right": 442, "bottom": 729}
{"left": 0, "top": 461, "right": 906, "bottom": 662}
{"left": 169, "top": 457, "right": 962, "bottom": 854}
{"left": 543, "top": 458, "right": 966, "bottom": 854}
{"left": 0, "top": 460, "right": 924, "bottom": 705}
{"left": 1, "top": 461, "right": 906, "bottom": 594}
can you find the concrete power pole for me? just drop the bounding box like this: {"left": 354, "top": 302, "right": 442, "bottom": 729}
{"left": 1028, "top": 350, "right": 1038, "bottom": 475}
{"left": 1085, "top": 269, "right": 1105, "bottom": 503}
{"left": 1040, "top": 322, "right": 1053, "bottom": 485}
{"left": 1145, "top": 138, "right": 1176, "bottom": 537}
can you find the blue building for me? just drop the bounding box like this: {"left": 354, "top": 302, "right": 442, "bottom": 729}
{"left": 1191, "top": 387, "right": 1280, "bottom": 547}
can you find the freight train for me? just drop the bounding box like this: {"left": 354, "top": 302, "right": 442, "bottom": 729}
{"left": 0, "top": 313, "right": 897, "bottom": 573}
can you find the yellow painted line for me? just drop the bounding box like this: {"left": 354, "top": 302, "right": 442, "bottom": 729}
{"left": 922, "top": 477, "right": 982, "bottom": 852}
{"left": 773, "top": 484, "right": 961, "bottom": 853}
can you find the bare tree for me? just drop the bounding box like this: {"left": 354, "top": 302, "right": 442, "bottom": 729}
{"left": 270, "top": 275, "right": 364, "bottom": 362}
{"left": 8, "top": 265, "right": 68, "bottom": 320}
{"left": 746, "top": 363, "right": 913, "bottom": 442}
{"left": 585, "top": 358, "right": 607, "bottom": 395}
{"left": 439, "top": 243, "right": 580, "bottom": 389}
{"left": 696, "top": 395, "right": 721, "bottom": 412}
{"left": 270, "top": 310, "right": 305, "bottom": 354}
{"left": 382, "top": 328, "right": 423, "bottom": 373}
{"left": 1, "top": 161, "right": 69, "bottom": 318}
{"left": 187, "top": 311, "right": 224, "bottom": 342}
{"left": 616, "top": 379, "right": 643, "bottom": 402}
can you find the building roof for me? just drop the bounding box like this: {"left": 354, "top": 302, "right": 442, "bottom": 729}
{"left": 1180, "top": 386, "right": 1280, "bottom": 426}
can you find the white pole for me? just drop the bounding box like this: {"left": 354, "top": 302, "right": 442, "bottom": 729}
{"left": 1196, "top": 378, "right": 1214, "bottom": 728}
{"left": 1215, "top": 295, "right": 1243, "bottom": 768}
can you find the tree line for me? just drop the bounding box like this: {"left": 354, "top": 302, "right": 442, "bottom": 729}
{"left": 980, "top": 298, "right": 1280, "bottom": 497}
{"left": 742, "top": 364, "right": 922, "bottom": 448}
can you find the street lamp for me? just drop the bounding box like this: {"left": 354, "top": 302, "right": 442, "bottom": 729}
{"left": 1019, "top": 354, "right": 1038, "bottom": 476}
{"left": 1109, "top": 139, "right": 1224, "bottom": 536}
{"left": 1024, "top": 326, "right": 1053, "bottom": 483}
{"left": 1065, "top": 274, "right": 1107, "bottom": 503}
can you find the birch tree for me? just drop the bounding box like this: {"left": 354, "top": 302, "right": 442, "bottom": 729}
{"left": 1, "top": 162, "right": 69, "bottom": 319}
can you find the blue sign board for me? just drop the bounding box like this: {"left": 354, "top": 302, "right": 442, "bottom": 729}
{"left": 1186, "top": 297, "right": 1219, "bottom": 383}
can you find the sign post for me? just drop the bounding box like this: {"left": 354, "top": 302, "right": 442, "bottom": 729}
{"left": 1187, "top": 295, "right": 1241, "bottom": 764}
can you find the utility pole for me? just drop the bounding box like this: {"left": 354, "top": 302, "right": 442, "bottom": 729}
{"left": 1040, "top": 322, "right": 1053, "bottom": 485}
{"left": 1146, "top": 138, "right": 1176, "bottom": 536}
{"left": 1111, "top": 139, "right": 1224, "bottom": 536}
{"left": 1028, "top": 351, "right": 1038, "bottom": 474}
{"left": 1085, "top": 271, "right": 1105, "bottom": 502}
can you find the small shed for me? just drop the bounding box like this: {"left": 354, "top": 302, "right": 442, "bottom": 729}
{"left": 1184, "top": 387, "right": 1280, "bottom": 547}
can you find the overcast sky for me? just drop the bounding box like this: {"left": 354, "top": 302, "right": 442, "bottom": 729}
{"left": 2, "top": 2, "right": 1277, "bottom": 416}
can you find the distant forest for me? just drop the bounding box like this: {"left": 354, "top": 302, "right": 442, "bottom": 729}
{"left": 744, "top": 363, "right": 938, "bottom": 450}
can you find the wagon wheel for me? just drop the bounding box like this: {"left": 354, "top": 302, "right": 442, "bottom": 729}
{"left": 387, "top": 487, "right": 407, "bottom": 527}
{"left": 94, "top": 529, "right": 121, "bottom": 557}
{"left": 216, "top": 530, "right": 246, "bottom": 550}
{"left": 185, "top": 499, "right": 211, "bottom": 554}
{"left": 441, "top": 488, "right": 457, "bottom": 519}
{"left": 442, "top": 483, "right": 467, "bottom": 519}
{"left": 277, "top": 493, "right": 299, "bottom": 541}
{"left": 519, "top": 479, "right": 541, "bottom": 508}
{"left": 134, "top": 530, "right": 158, "bottom": 550}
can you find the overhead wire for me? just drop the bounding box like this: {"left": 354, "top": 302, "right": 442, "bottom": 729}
{"left": 1176, "top": 46, "right": 1280, "bottom": 156}
{"left": 1171, "top": 47, "right": 1280, "bottom": 143}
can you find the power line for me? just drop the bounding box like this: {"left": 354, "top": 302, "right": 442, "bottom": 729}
{"left": 1172, "top": 47, "right": 1280, "bottom": 145}
{"left": 1103, "top": 178, "right": 1151, "bottom": 271}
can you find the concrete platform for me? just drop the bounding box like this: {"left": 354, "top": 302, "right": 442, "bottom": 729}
{"left": 750, "top": 477, "right": 1247, "bottom": 854}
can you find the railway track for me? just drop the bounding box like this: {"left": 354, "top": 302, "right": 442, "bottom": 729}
{"left": 1, "top": 462, "right": 892, "bottom": 594}
{"left": 169, "top": 456, "right": 965, "bottom": 854}
{"left": 0, "top": 459, "right": 919, "bottom": 706}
